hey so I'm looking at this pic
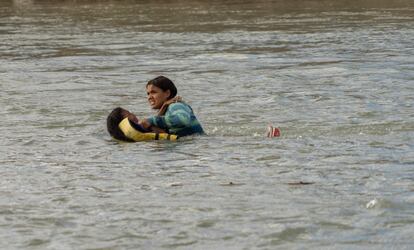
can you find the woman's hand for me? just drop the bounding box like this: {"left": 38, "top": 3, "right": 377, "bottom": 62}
{"left": 139, "top": 119, "right": 167, "bottom": 133}
{"left": 139, "top": 119, "right": 152, "bottom": 129}
{"left": 127, "top": 113, "right": 139, "bottom": 123}
{"left": 158, "top": 96, "right": 182, "bottom": 115}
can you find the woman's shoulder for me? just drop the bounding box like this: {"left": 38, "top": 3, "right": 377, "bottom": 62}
{"left": 168, "top": 102, "right": 192, "bottom": 111}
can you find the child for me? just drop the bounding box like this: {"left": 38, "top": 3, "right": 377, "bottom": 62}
{"left": 107, "top": 107, "right": 177, "bottom": 142}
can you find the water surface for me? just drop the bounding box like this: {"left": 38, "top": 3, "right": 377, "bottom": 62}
{"left": 1, "top": 0, "right": 414, "bottom": 249}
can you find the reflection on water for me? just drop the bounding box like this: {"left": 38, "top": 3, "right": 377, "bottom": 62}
{"left": 1, "top": 0, "right": 414, "bottom": 249}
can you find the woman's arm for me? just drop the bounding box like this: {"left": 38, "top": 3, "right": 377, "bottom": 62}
{"left": 143, "top": 103, "right": 192, "bottom": 131}
{"left": 138, "top": 118, "right": 167, "bottom": 133}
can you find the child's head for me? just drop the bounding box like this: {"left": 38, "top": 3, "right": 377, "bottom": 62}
{"left": 107, "top": 107, "right": 134, "bottom": 142}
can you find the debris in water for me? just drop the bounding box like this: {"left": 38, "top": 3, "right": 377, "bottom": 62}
{"left": 267, "top": 125, "right": 281, "bottom": 137}
{"left": 366, "top": 199, "right": 378, "bottom": 209}
{"left": 169, "top": 182, "right": 183, "bottom": 187}
{"left": 220, "top": 181, "right": 244, "bottom": 186}
{"left": 287, "top": 181, "right": 315, "bottom": 185}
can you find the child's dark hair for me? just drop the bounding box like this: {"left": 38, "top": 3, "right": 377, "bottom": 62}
{"left": 146, "top": 76, "right": 177, "bottom": 99}
{"left": 107, "top": 107, "right": 134, "bottom": 142}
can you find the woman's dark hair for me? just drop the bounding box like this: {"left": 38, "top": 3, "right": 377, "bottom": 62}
{"left": 107, "top": 107, "right": 134, "bottom": 142}
{"left": 146, "top": 76, "right": 177, "bottom": 99}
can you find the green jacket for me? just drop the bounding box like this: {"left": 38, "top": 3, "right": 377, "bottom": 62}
{"left": 147, "top": 102, "right": 204, "bottom": 137}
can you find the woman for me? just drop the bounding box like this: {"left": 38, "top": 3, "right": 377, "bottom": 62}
{"left": 139, "top": 76, "right": 205, "bottom": 137}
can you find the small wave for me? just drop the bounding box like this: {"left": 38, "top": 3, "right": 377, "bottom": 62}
{"left": 205, "top": 120, "right": 413, "bottom": 139}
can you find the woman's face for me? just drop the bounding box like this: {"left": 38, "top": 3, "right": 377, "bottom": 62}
{"left": 146, "top": 84, "right": 170, "bottom": 109}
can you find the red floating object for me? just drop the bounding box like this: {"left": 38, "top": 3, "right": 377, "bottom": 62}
{"left": 267, "top": 125, "right": 281, "bottom": 137}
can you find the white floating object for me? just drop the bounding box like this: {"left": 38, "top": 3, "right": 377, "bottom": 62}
{"left": 366, "top": 199, "right": 378, "bottom": 209}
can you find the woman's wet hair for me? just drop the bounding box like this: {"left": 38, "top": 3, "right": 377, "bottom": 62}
{"left": 107, "top": 107, "right": 134, "bottom": 142}
{"left": 146, "top": 76, "right": 177, "bottom": 99}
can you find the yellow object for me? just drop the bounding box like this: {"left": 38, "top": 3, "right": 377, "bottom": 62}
{"left": 118, "top": 118, "right": 178, "bottom": 141}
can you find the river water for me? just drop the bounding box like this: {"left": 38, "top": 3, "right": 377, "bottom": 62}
{"left": 1, "top": 0, "right": 413, "bottom": 249}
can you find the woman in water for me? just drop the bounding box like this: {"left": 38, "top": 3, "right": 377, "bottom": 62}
{"left": 138, "top": 76, "right": 204, "bottom": 137}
